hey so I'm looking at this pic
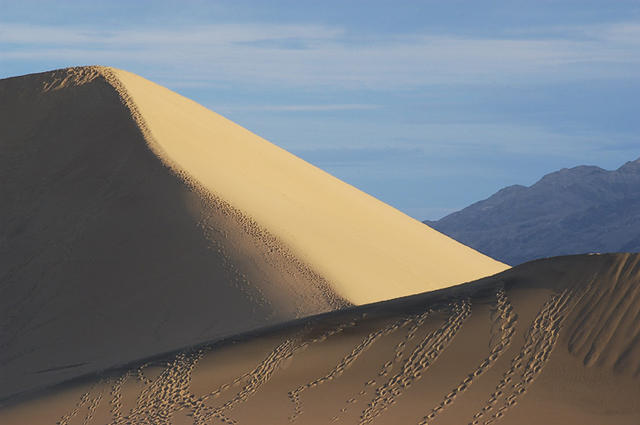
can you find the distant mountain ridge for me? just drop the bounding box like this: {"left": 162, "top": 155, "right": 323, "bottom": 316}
{"left": 426, "top": 157, "right": 640, "bottom": 265}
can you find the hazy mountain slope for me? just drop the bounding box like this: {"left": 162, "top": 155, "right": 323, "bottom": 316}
{"left": 2, "top": 253, "right": 638, "bottom": 425}
{"left": 0, "top": 67, "right": 505, "bottom": 399}
{"left": 427, "top": 159, "right": 640, "bottom": 265}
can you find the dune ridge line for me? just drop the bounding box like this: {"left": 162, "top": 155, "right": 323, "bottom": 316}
{"left": 96, "top": 66, "right": 347, "bottom": 310}
{"left": 91, "top": 65, "right": 507, "bottom": 304}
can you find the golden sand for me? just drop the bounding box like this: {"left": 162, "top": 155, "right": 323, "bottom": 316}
{"left": 108, "top": 67, "right": 508, "bottom": 304}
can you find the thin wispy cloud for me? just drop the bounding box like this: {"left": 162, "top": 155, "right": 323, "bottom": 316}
{"left": 0, "top": 23, "right": 342, "bottom": 46}
{"left": 259, "top": 115, "right": 634, "bottom": 158}
{"left": 2, "top": 6, "right": 638, "bottom": 220}
{"left": 216, "top": 104, "right": 380, "bottom": 112}
{"left": 2, "top": 21, "right": 639, "bottom": 88}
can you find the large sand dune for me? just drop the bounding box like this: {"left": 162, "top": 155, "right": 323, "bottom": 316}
{"left": 2, "top": 253, "right": 638, "bottom": 424}
{"left": 0, "top": 67, "right": 505, "bottom": 400}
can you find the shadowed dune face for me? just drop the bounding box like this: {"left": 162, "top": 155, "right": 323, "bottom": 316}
{"left": 0, "top": 66, "right": 506, "bottom": 400}
{"left": 0, "top": 68, "right": 344, "bottom": 400}
{"left": 2, "top": 254, "right": 638, "bottom": 424}
{"left": 566, "top": 254, "right": 640, "bottom": 373}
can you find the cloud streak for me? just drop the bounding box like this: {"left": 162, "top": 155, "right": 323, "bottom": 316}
{"left": 216, "top": 103, "right": 380, "bottom": 112}
{"left": 2, "top": 21, "right": 639, "bottom": 88}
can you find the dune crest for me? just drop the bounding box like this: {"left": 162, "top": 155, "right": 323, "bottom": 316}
{"left": 101, "top": 66, "right": 508, "bottom": 304}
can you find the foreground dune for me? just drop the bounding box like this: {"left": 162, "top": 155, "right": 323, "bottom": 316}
{"left": 1, "top": 253, "right": 638, "bottom": 424}
{"left": 0, "top": 67, "right": 506, "bottom": 399}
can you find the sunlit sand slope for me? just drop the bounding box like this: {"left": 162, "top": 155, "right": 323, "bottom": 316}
{"left": 0, "top": 66, "right": 504, "bottom": 400}
{"left": 2, "top": 254, "right": 638, "bottom": 424}
{"left": 108, "top": 67, "right": 507, "bottom": 304}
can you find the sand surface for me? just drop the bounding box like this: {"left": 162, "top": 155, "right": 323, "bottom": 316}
{"left": 0, "top": 67, "right": 505, "bottom": 400}
{"left": 1, "top": 253, "right": 638, "bottom": 424}
{"left": 108, "top": 67, "right": 507, "bottom": 305}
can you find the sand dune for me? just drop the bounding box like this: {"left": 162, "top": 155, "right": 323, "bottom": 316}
{"left": 1, "top": 253, "right": 638, "bottom": 424}
{"left": 106, "top": 67, "right": 507, "bottom": 304}
{"left": 0, "top": 67, "right": 505, "bottom": 400}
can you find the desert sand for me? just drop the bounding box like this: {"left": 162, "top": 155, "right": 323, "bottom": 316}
{"left": 2, "top": 253, "right": 638, "bottom": 424}
{"left": 0, "top": 67, "right": 506, "bottom": 401}
{"left": 107, "top": 67, "right": 508, "bottom": 304}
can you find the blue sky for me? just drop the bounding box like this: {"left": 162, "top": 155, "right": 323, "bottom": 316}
{"left": 2, "top": 1, "right": 639, "bottom": 219}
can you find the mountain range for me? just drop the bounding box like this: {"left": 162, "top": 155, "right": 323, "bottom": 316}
{"left": 427, "top": 158, "right": 640, "bottom": 265}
